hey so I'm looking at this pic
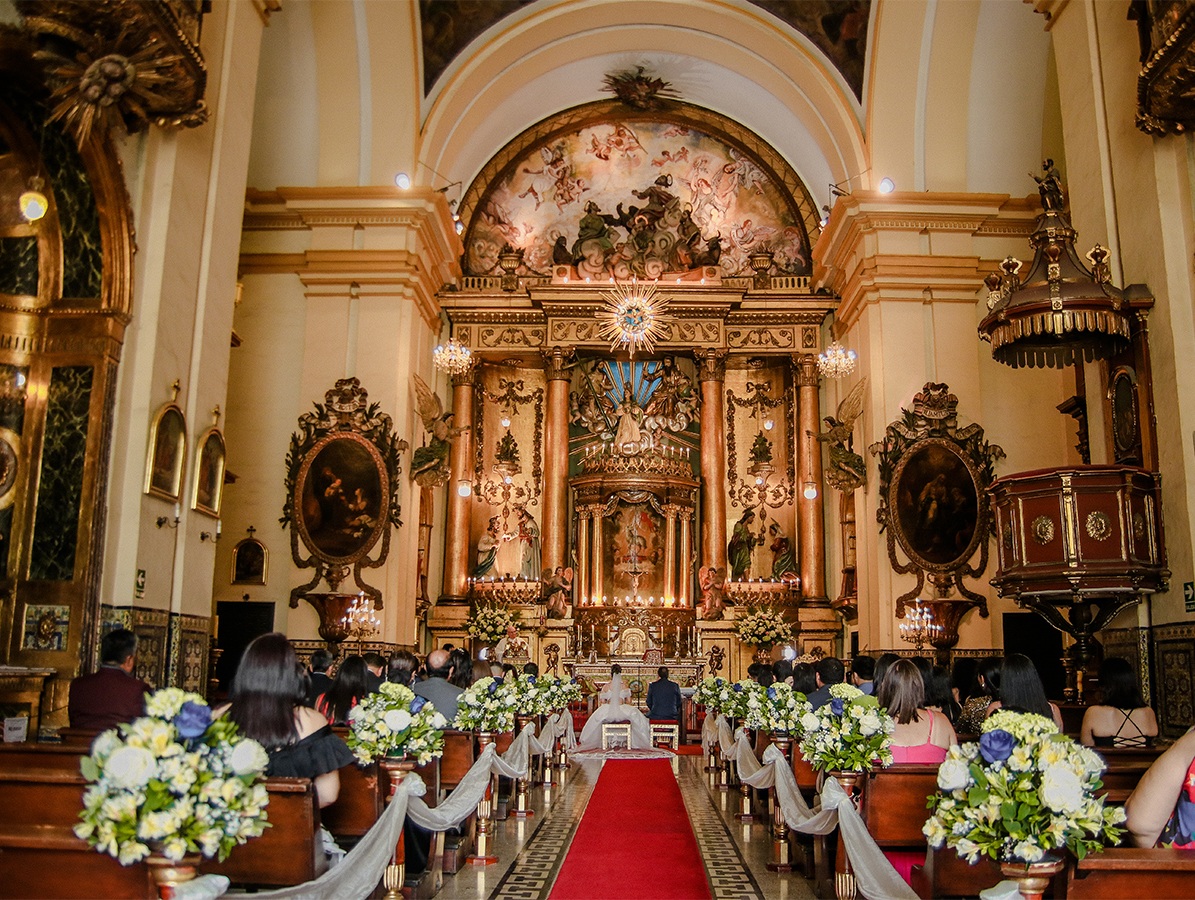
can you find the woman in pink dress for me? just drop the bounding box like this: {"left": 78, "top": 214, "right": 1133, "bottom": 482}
{"left": 876, "top": 659, "right": 957, "bottom": 883}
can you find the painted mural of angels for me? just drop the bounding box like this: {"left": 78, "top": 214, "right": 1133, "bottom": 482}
{"left": 810, "top": 377, "right": 868, "bottom": 493}
{"left": 410, "top": 373, "right": 469, "bottom": 488}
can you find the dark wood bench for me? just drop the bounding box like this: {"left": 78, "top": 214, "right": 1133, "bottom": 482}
{"left": 440, "top": 730, "right": 477, "bottom": 874}
{"left": 1064, "top": 848, "right": 1195, "bottom": 898}
{"left": 912, "top": 846, "right": 1006, "bottom": 899}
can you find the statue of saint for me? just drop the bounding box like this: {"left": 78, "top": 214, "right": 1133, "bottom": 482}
{"left": 769, "top": 523, "right": 797, "bottom": 580}
{"left": 727, "top": 509, "right": 761, "bottom": 580}
{"left": 472, "top": 516, "right": 501, "bottom": 577}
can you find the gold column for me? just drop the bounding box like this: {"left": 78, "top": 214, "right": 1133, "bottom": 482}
{"left": 679, "top": 511, "right": 693, "bottom": 605}
{"left": 664, "top": 505, "right": 678, "bottom": 603}
{"left": 577, "top": 510, "right": 591, "bottom": 603}
{"left": 441, "top": 365, "right": 475, "bottom": 601}
{"left": 696, "top": 350, "right": 728, "bottom": 572}
{"left": 795, "top": 353, "right": 836, "bottom": 656}
{"left": 592, "top": 508, "right": 606, "bottom": 603}
{"left": 542, "top": 349, "right": 573, "bottom": 575}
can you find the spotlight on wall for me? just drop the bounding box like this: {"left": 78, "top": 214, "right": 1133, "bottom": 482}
{"left": 19, "top": 178, "right": 47, "bottom": 221}
{"left": 878, "top": 177, "right": 895, "bottom": 194}
{"left": 395, "top": 172, "right": 411, "bottom": 189}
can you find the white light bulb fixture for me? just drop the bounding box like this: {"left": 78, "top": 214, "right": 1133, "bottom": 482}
{"left": 457, "top": 479, "right": 472, "bottom": 498}
{"left": 19, "top": 177, "right": 47, "bottom": 222}
{"left": 395, "top": 172, "right": 411, "bottom": 189}
{"left": 878, "top": 177, "right": 895, "bottom": 194}
{"left": 763, "top": 418, "right": 775, "bottom": 431}
{"left": 803, "top": 482, "right": 819, "bottom": 500}
{"left": 500, "top": 413, "right": 512, "bottom": 429}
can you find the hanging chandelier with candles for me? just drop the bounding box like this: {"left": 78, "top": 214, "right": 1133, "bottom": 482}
{"left": 432, "top": 337, "right": 472, "bottom": 375}
{"left": 597, "top": 279, "right": 673, "bottom": 358}
{"left": 817, "top": 340, "right": 857, "bottom": 379}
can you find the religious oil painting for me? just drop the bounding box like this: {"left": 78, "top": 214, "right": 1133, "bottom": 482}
{"left": 891, "top": 439, "right": 981, "bottom": 571}
{"left": 601, "top": 502, "right": 665, "bottom": 602}
{"left": 231, "top": 536, "right": 268, "bottom": 585}
{"left": 144, "top": 403, "right": 187, "bottom": 502}
{"left": 23, "top": 603, "right": 69, "bottom": 651}
{"left": 466, "top": 117, "right": 812, "bottom": 283}
{"left": 294, "top": 432, "right": 388, "bottom": 563}
{"left": 191, "top": 426, "right": 226, "bottom": 517}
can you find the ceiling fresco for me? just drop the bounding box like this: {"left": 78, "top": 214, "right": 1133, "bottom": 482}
{"left": 463, "top": 114, "right": 814, "bottom": 281}
{"left": 419, "top": 0, "right": 871, "bottom": 100}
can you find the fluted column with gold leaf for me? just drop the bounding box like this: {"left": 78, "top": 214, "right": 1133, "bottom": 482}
{"left": 696, "top": 350, "right": 728, "bottom": 573}
{"left": 441, "top": 364, "right": 475, "bottom": 601}
{"left": 543, "top": 348, "right": 573, "bottom": 576}
{"left": 795, "top": 353, "right": 837, "bottom": 655}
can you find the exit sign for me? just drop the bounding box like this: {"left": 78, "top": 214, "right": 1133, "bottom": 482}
{"left": 1185, "top": 582, "right": 1194, "bottom": 613}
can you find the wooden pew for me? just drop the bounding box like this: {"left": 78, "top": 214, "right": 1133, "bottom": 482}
{"left": 912, "top": 846, "right": 1005, "bottom": 899}
{"left": 200, "top": 776, "right": 327, "bottom": 887}
{"left": 440, "top": 730, "right": 477, "bottom": 874}
{"left": 787, "top": 748, "right": 823, "bottom": 885}
{"left": 1064, "top": 848, "right": 1195, "bottom": 899}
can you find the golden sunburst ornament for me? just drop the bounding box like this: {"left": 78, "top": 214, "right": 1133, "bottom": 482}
{"left": 597, "top": 280, "right": 673, "bottom": 358}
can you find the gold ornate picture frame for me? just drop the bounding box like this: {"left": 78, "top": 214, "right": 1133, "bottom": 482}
{"left": 144, "top": 402, "right": 187, "bottom": 502}
{"left": 231, "top": 536, "right": 267, "bottom": 585}
{"left": 191, "top": 425, "right": 226, "bottom": 517}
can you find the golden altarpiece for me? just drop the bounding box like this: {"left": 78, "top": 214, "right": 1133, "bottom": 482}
{"left": 420, "top": 96, "right": 848, "bottom": 699}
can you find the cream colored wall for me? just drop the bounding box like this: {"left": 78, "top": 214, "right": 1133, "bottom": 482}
{"left": 103, "top": 1, "right": 265, "bottom": 620}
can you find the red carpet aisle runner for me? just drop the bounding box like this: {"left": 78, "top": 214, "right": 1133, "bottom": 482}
{"left": 549, "top": 759, "right": 711, "bottom": 900}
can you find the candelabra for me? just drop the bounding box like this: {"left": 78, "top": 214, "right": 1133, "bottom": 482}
{"left": 898, "top": 602, "right": 942, "bottom": 653}
{"left": 340, "top": 592, "right": 380, "bottom": 655}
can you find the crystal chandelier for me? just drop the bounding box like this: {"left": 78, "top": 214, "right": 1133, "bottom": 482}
{"left": 597, "top": 280, "right": 673, "bottom": 358}
{"left": 433, "top": 337, "right": 472, "bottom": 375}
{"left": 817, "top": 340, "right": 857, "bottom": 379}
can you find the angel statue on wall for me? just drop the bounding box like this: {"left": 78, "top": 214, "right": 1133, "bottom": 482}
{"left": 411, "top": 374, "right": 469, "bottom": 488}
{"left": 810, "top": 377, "right": 868, "bottom": 494}
{"left": 698, "top": 565, "right": 727, "bottom": 621}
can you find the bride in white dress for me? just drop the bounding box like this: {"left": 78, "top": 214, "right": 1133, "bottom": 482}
{"left": 577, "top": 666, "right": 652, "bottom": 750}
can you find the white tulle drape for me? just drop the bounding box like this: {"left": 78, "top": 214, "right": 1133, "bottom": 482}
{"left": 242, "top": 714, "right": 570, "bottom": 900}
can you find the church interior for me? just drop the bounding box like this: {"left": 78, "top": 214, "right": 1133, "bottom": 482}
{"left": 2, "top": 0, "right": 1195, "bottom": 897}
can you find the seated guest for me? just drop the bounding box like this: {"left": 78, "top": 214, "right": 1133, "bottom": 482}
{"left": 879, "top": 660, "right": 957, "bottom": 763}
{"left": 306, "top": 648, "right": 334, "bottom": 707}
{"left": 876, "top": 659, "right": 957, "bottom": 886}
{"left": 986, "top": 653, "right": 1063, "bottom": 730}
{"left": 791, "top": 662, "right": 817, "bottom": 696}
{"left": 413, "top": 648, "right": 464, "bottom": 723}
{"left": 850, "top": 656, "right": 876, "bottom": 695}
{"left": 746, "top": 662, "right": 764, "bottom": 683}
{"left": 928, "top": 665, "right": 961, "bottom": 724}
{"left": 646, "top": 666, "right": 683, "bottom": 722}
{"left": 447, "top": 648, "right": 473, "bottom": 689}
{"left": 386, "top": 649, "right": 419, "bottom": 687}
{"left": 522, "top": 661, "right": 539, "bottom": 677}
{"left": 1081, "top": 657, "right": 1158, "bottom": 748}
{"left": 872, "top": 652, "right": 900, "bottom": 696}
{"left": 757, "top": 669, "right": 775, "bottom": 688}
{"left": 1125, "top": 726, "right": 1195, "bottom": 847}
{"left": 222, "top": 632, "right": 353, "bottom": 808}
{"left": 471, "top": 658, "right": 490, "bottom": 685}
{"left": 772, "top": 659, "right": 793, "bottom": 685}
{"left": 68, "top": 628, "right": 150, "bottom": 731}
{"left": 956, "top": 657, "right": 1000, "bottom": 735}
{"left": 806, "top": 657, "right": 845, "bottom": 709}
{"left": 316, "top": 655, "right": 369, "bottom": 725}
{"left": 362, "top": 652, "right": 387, "bottom": 694}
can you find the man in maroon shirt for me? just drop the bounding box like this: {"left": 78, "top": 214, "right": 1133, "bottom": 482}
{"left": 68, "top": 629, "right": 151, "bottom": 731}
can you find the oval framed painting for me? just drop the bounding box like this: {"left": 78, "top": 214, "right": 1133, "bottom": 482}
{"left": 889, "top": 438, "right": 984, "bottom": 572}
{"left": 293, "top": 431, "right": 389, "bottom": 564}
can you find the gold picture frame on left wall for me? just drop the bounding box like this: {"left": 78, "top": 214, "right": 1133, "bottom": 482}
{"left": 145, "top": 392, "right": 188, "bottom": 502}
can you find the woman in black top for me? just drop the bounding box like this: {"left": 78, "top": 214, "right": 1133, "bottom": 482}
{"left": 222, "top": 632, "right": 353, "bottom": 807}
{"left": 316, "top": 655, "right": 369, "bottom": 726}
{"left": 1082, "top": 657, "right": 1158, "bottom": 748}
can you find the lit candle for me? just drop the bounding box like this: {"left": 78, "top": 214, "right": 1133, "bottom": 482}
{"left": 212, "top": 615, "right": 219, "bottom": 640}
{"left": 173, "top": 502, "right": 181, "bottom": 519}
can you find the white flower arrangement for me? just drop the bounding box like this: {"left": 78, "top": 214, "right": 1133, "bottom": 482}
{"left": 718, "top": 679, "right": 763, "bottom": 723}
{"left": 465, "top": 601, "right": 520, "bottom": 644}
{"left": 508, "top": 673, "right": 554, "bottom": 716}
{"left": 733, "top": 604, "right": 794, "bottom": 647}
{"left": 797, "top": 682, "right": 894, "bottom": 772}
{"left": 693, "top": 676, "right": 729, "bottom": 715}
{"left": 346, "top": 682, "right": 447, "bottom": 766}
{"left": 75, "top": 688, "right": 269, "bottom": 865}
{"left": 763, "top": 682, "right": 811, "bottom": 734}
{"left": 537, "top": 676, "right": 582, "bottom": 712}
{"left": 453, "top": 676, "right": 518, "bottom": 733}
{"left": 923, "top": 710, "right": 1126, "bottom": 865}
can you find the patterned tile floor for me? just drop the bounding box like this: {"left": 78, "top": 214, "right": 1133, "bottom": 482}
{"left": 433, "top": 756, "right": 817, "bottom": 900}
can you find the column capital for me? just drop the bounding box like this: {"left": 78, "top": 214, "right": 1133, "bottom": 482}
{"left": 542, "top": 346, "right": 575, "bottom": 381}
{"left": 694, "top": 349, "right": 727, "bottom": 382}
{"left": 451, "top": 362, "right": 477, "bottom": 387}
{"left": 793, "top": 353, "right": 820, "bottom": 387}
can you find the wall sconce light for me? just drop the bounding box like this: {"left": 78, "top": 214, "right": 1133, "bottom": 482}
{"left": 200, "top": 521, "right": 222, "bottom": 543}
{"left": 457, "top": 479, "right": 472, "bottom": 498}
{"left": 157, "top": 503, "right": 181, "bottom": 529}
{"left": 878, "top": 177, "right": 896, "bottom": 193}
{"left": 803, "top": 482, "right": 819, "bottom": 500}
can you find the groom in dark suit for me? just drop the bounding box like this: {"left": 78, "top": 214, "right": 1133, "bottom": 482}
{"left": 646, "top": 666, "right": 683, "bottom": 723}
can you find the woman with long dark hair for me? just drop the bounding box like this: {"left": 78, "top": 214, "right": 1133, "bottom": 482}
{"left": 222, "top": 632, "right": 353, "bottom": 807}
{"left": 447, "top": 648, "right": 473, "bottom": 689}
{"left": 878, "top": 659, "right": 957, "bottom": 763}
{"left": 987, "top": 653, "right": 1063, "bottom": 730}
{"left": 1082, "top": 657, "right": 1158, "bottom": 748}
{"left": 316, "top": 655, "right": 369, "bottom": 725}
